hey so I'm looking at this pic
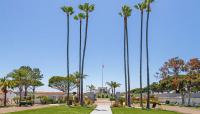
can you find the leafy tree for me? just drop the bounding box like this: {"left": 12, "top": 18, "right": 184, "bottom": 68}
{"left": 79, "top": 3, "right": 95, "bottom": 105}
{"left": 150, "top": 82, "right": 160, "bottom": 93}
{"left": 61, "top": 5, "right": 74, "bottom": 104}
{"left": 119, "top": 5, "right": 132, "bottom": 107}
{"left": 158, "top": 57, "right": 188, "bottom": 105}
{"left": 48, "top": 75, "right": 76, "bottom": 93}
{"left": 30, "top": 68, "right": 44, "bottom": 104}
{"left": 185, "top": 58, "right": 200, "bottom": 105}
{"left": 9, "top": 66, "right": 32, "bottom": 102}
{"left": 9, "top": 66, "right": 43, "bottom": 104}
{"left": 131, "top": 88, "right": 143, "bottom": 94}
{"left": 0, "top": 76, "right": 15, "bottom": 106}
{"left": 145, "top": 0, "right": 154, "bottom": 109}
{"left": 135, "top": 1, "right": 146, "bottom": 108}
{"left": 159, "top": 77, "right": 173, "bottom": 93}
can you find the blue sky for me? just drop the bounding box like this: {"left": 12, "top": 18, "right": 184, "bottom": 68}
{"left": 0, "top": 0, "right": 200, "bottom": 92}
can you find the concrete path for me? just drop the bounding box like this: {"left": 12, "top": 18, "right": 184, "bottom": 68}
{"left": 90, "top": 98, "right": 112, "bottom": 114}
{"left": 90, "top": 104, "right": 112, "bottom": 114}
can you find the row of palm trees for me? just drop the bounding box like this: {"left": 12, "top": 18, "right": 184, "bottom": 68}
{"left": 120, "top": 0, "right": 154, "bottom": 109}
{"left": 61, "top": 0, "right": 154, "bottom": 108}
{"left": 61, "top": 3, "right": 94, "bottom": 106}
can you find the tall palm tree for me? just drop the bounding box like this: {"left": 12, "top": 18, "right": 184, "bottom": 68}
{"left": 119, "top": 5, "right": 132, "bottom": 107}
{"left": 61, "top": 6, "right": 74, "bottom": 105}
{"left": 134, "top": 2, "right": 146, "bottom": 108}
{"left": 145, "top": 0, "right": 154, "bottom": 109}
{"left": 0, "top": 76, "right": 14, "bottom": 106}
{"left": 79, "top": 3, "right": 95, "bottom": 106}
{"left": 74, "top": 13, "right": 86, "bottom": 101}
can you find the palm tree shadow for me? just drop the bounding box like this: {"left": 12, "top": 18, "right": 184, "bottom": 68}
{"left": 94, "top": 109, "right": 107, "bottom": 111}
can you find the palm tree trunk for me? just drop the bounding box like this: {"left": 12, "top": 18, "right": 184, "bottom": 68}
{"left": 188, "top": 85, "right": 191, "bottom": 106}
{"left": 79, "top": 19, "right": 82, "bottom": 101}
{"left": 24, "top": 85, "right": 28, "bottom": 98}
{"left": 81, "top": 13, "right": 89, "bottom": 106}
{"left": 66, "top": 14, "right": 70, "bottom": 105}
{"left": 4, "top": 88, "right": 7, "bottom": 107}
{"left": 125, "top": 17, "right": 131, "bottom": 107}
{"left": 112, "top": 88, "right": 114, "bottom": 97}
{"left": 139, "top": 10, "right": 144, "bottom": 108}
{"left": 19, "top": 86, "right": 22, "bottom": 104}
{"left": 114, "top": 88, "right": 116, "bottom": 98}
{"left": 77, "top": 85, "right": 79, "bottom": 100}
{"left": 123, "top": 17, "right": 128, "bottom": 106}
{"left": 181, "top": 91, "right": 185, "bottom": 105}
{"left": 32, "top": 86, "right": 35, "bottom": 105}
{"left": 146, "top": 5, "right": 150, "bottom": 109}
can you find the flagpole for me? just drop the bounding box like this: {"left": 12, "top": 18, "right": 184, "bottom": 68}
{"left": 102, "top": 65, "right": 104, "bottom": 89}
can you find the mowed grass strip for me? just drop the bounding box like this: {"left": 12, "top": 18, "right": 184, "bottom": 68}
{"left": 7, "top": 105, "right": 94, "bottom": 114}
{"left": 112, "top": 108, "right": 180, "bottom": 114}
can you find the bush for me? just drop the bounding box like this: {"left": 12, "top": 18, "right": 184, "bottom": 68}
{"left": 166, "top": 100, "right": 170, "bottom": 104}
{"left": 119, "top": 97, "right": 125, "bottom": 106}
{"left": 57, "top": 97, "right": 65, "bottom": 104}
{"left": 110, "top": 97, "right": 115, "bottom": 101}
{"left": 84, "top": 97, "right": 94, "bottom": 105}
{"left": 112, "top": 101, "right": 120, "bottom": 107}
{"left": 47, "top": 98, "right": 54, "bottom": 104}
{"left": 37, "top": 96, "right": 48, "bottom": 104}
{"left": 97, "top": 95, "right": 101, "bottom": 98}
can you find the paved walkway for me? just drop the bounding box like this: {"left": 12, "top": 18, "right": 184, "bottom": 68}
{"left": 90, "top": 104, "right": 112, "bottom": 114}
{"left": 90, "top": 98, "right": 112, "bottom": 114}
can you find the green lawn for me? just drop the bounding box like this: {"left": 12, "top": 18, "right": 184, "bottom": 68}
{"left": 7, "top": 105, "right": 94, "bottom": 114}
{"left": 112, "top": 108, "right": 180, "bottom": 114}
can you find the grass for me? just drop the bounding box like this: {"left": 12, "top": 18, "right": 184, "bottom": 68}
{"left": 112, "top": 108, "right": 180, "bottom": 114}
{"left": 7, "top": 105, "right": 94, "bottom": 114}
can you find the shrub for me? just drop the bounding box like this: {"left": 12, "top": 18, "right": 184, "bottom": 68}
{"left": 37, "top": 96, "right": 48, "bottom": 104}
{"left": 112, "top": 101, "right": 120, "bottom": 107}
{"left": 97, "top": 95, "right": 101, "bottom": 98}
{"left": 84, "top": 97, "right": 94, "bottom": 105}
{"left": 110, "top": 97, "right": 115, "bottom": 101}
{"left": 166, "top": 100, "right": 170, "bottom": 104}
{"left": 119, "top": 97, "right": 125, "bottom": 106}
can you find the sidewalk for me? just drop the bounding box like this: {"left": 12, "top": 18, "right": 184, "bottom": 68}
{"left": 90, "top": 104, "right": 112, "bottom": 114}
{"left": 90, "top": 98, "right": 112, "bottom": 114}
